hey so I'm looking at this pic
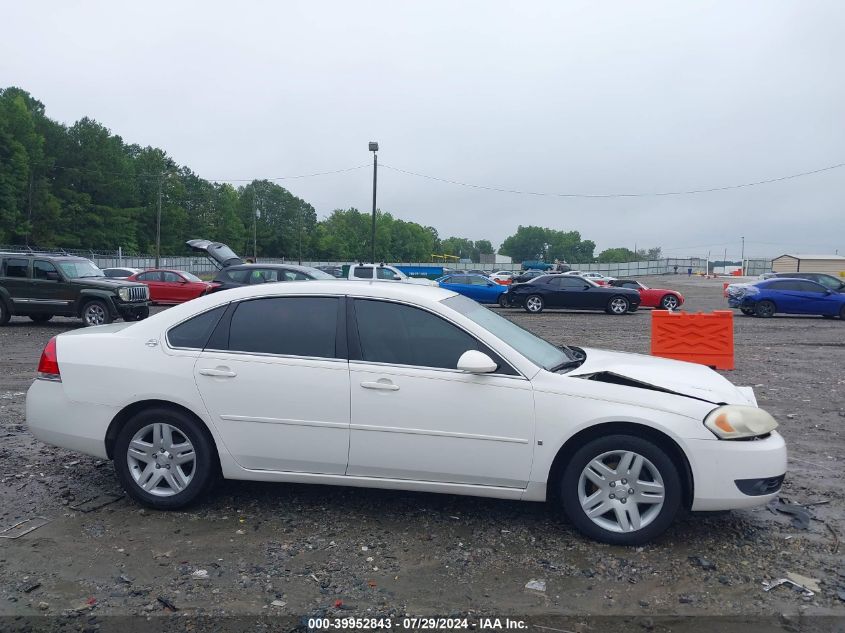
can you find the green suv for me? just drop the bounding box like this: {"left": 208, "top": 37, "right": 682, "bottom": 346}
{"left": 0, "top": 253, "right": 151, "bottom": 326}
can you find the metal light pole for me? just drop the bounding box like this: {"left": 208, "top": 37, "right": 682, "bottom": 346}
{"left": 253, "top": 185, "right": 259, "bottom": 262}
{"left": 740, "top": 236, "right": 745, "bottom": 275}
{"left": 369, "top": 142, "right": 379, "bottom": 263}
{"left": 155, "top": 172, "right": 163, "bottom": 269}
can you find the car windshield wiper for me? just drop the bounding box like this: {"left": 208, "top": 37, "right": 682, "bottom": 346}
{"left": 77, "top": 274, "right": 104, "bottom": 278}
{"left": 548, "top": 359, "right": 585, "bottom": 372}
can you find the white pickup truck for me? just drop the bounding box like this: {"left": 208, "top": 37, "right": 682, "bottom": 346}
{"left": 347, "top": 263, "right": 435, "bottom": 286}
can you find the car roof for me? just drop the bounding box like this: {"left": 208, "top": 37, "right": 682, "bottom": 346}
{"left": 0, "top": 252, "right": 89, "bottom": 261}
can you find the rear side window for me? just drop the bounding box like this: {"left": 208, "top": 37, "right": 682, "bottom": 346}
{"left": 218, "top": 269, "right": 250, "bottom": 283}
{"left": 353, "top": 267, "right": 373, "bottom": 279}
{"left": 353, "top": 299, "right": 482, "bottom": 370}
{"left": 2, "top": 258, "right": 28, "bottom": 278}
{"left": 33, "top": 260, "right": 58, "bottom": 280}
{"left": 227, "top": 297, "right": 338, "bottom": 358}
{"left": 167, "top": 306, "right": 227, "bottom": 349}
{"left": 137, "top": 271, "right": 162, "bottom": 282}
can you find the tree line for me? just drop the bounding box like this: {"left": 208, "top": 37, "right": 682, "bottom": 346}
{"left": 0, "top": 87, "right": 659, "bottom": 264}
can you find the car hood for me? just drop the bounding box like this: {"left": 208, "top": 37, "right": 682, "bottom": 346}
{"left": 70, "top": 278, "right": 146, "bottom": 289}
{"left": 186, "top": 239, "right": 243, "bottom": 268}
{"left": 569, "top": 347, "right": 754, "bottom": 405}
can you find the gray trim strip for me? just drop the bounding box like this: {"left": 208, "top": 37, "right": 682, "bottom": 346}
{"left": 350, "top": 423, "right": 529, "bottom": 444}
{"left": 219, "top": 414, "right": 348, "bottom": 429}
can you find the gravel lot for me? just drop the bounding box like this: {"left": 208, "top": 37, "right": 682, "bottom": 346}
{"left": 1, "top": 276, "right": 843, "bottom": 628}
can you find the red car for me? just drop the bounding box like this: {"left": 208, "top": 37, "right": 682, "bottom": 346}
{"left": 608, "top": 279, "right": 685, "bottom": 310}
{"left": 127, "top": 269, "right": 214, "bottom": 305}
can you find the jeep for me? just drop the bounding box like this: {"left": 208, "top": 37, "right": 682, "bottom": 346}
{"left": 0, "top": 253, "right": 150, "bottom": 327}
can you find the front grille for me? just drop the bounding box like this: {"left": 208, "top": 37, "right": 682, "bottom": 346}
{"left": 125, "top": 286, "right": 149, "bottom": 302}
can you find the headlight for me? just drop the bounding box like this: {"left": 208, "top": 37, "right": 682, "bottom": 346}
{"left": 704, "top": 405, "right": 778, "bottom": 439}
{"left": 118, "top": 288, "right": 130, "bottom": 301}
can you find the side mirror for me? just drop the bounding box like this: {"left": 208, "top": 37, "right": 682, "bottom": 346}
{"left": 456, "top": 350, "right": 497, "bottom": 374}
{"left": 46, "top": 271, "right": 60, "bottom": 281}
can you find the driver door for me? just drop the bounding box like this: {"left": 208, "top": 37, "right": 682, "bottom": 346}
{"left": 347, "top": 298, "right": 535, "bottom": 488}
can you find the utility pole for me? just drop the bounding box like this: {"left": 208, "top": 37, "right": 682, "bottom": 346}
{"left": 740, "top": 236, "right": 745, "bottom": 275}
{"left": 298, "top": 205, "right": 303, "bottom": 265}
{"left": 252, "top": 185, "right": 258, "bottom": 261}
{"left": 156, "top": 172, "right": 163, "bottom": 268}
{"left": 369, "top": 142, "right": 379, "bottom": 263}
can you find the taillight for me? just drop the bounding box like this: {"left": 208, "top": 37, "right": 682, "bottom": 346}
{"left": 37, "top": 337, "right": 61, "bottom": 381}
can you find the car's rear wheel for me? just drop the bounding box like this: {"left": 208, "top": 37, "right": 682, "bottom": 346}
{"left": 0, "top": 300, "right": 9, "bottom": 326}
{"left": 29, "top": 314, "right": 53, "bottom": 323}
{"left": 497, "top": 294, "right": 510, "bottom": 308}
{"left": 114, "top": 407, "right": 217, "bottom": 510}
{"left": 840, "top": 306, "right": 845, "bottom": 321}
{"left": 524, "top": 295, "right": 544, "bottom": 313}
{"left": 82, "top": 300, "right": 113, "bottom": 326}
{"left": 606, "top": 296, "right": 630, "bottom": 315}
{"left": 660, "top": 294, "right": 680, "bottom": 310}
{"left": 755, "top": 300, "right": 776, "bottom": 318}
{"left": 560, "top": 434, "right": 681, "bottom": 545}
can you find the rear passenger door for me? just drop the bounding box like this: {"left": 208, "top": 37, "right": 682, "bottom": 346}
{"left": 0, "top": 257, "right": 31, "bottom": 312}
{"left": 192, "top": 295, "right": 350, "bottom": 474}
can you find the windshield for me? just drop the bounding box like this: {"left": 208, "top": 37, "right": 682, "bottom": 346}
{"left": 58, "top": 260, "right": 104, "bottom": 279}
{"left": 303, "top": 267, "right": 335, "bottom": 279}
{"left": 442, "top": 294, "right": 573, "bottom": 371}
{"left": 182, "top": 272, "right": 202, "bottom": 282}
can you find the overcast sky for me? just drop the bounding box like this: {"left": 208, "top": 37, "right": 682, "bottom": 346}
{"left": 3, "top": 1, "right": 844, "bottom": 258}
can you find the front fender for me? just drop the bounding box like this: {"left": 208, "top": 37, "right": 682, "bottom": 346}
{"left": 75, "top": 290, "right": 119, "bottom": 317}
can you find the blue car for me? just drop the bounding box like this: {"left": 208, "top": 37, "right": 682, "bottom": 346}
{"left": 437, "top": 274, "right": 508, "bottom": 305}
{"left": 727, "top": 278, "right": 845, "bottom": 319}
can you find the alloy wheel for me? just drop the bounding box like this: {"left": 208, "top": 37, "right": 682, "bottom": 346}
{"left": 661, "top": 295, "right": 679, "bottom": 310}
{"left": 84, "top": 303, "right": 107, "bottom": 326}
{"left": 578, "top": 450, "right": 665, "bottom": 533}
{"left": 127, "top": 423, "right": 196, "bottom": 497}
{"left": 526, "top": 296, "right": 543, "bottom": 313}
{"left": 610, "top": 298, "right": 629, "bottom": 314}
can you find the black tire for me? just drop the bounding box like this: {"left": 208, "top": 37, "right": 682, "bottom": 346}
{"left": 560, "top": 434, "right": 682, "bottom": 545}
{"left": 497, "top": 294, "right": 510, "bottom": 308}
{"left": 123, "top": 307, "right": 150, "bottom": 322}
{"left": 740, "top": 307, "right": 754, "bottom": 316}
{"left": 523, "top": 294, "right": 544, "bottom": 313}
{"left": 113, "top": 407, "right": 217, "bottom": 510}
{"left": 755, "top": 300, "right": 776, "bottom": 318}
{"left": 0, "top": 300, "right": 10, "bottom": 326}
{"left": 81, "top": 299, "right": 114, "bottom": 326}
{"left": 840, "top": 306, "right": 845, "bottom": 321}
{"left": 29, "top": 314, "right": 53, "bottom": 323}
{"left": 660, "top": 294, "right": 680, "bottom": 310}
{"left": 606, "top": 296, "right": 630, "bottom": 315}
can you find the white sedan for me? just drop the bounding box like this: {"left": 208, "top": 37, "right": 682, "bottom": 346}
{"left": 26, "top": 281, "right": 786, "bottom": 544}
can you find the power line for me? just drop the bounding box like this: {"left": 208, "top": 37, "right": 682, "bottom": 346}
{"left": 380, "top": 161, "right": 845, "bottom": 198}
{"left": 46, "top": 163, "right": 370, "bottom": 182}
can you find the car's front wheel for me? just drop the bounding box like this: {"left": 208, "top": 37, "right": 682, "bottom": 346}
{"left": 82, "top": 300, "right": 113, "bottom": 326}
{"left": 606, "top": 296, "right": 630, "bottom": 315}
{"left": 123, "top": 307, "right": 150, "bottom": 322}
{"left": 755, "top": 300, "right": 776, "bottom": 318}
{"left": 524, "top": 295, "right": 544, "bottom": 313}
{"left": 114, "top": 407, "right": 217, "bottom": 510}
{"left": 660, "top": 294, "right": 680, "bottom": 310}
{"left": 740, "top": 307, "right": 755, "bottom": 316}
{"left": 497, "top": 294, "right": 510, "bottom": 308}
{"left": 560, "top": 434, "right": 682, "bottom": 545}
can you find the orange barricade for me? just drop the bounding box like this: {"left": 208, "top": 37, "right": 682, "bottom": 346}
{"left": 651, "top": 310, "right": 734, "bottom": 370}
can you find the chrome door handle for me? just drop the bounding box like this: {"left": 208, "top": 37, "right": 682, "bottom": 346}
{"left": 198, "top": 367, "right": 237, "bottom": 378}
{"left": 360, "top": 381, "right": 399, "bottom": 391}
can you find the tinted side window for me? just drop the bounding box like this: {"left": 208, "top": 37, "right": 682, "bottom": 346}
{"left": 162, "top": 272, "right": 182, "bottom": 283}
{"left": 138, "top": 272, "right": 162, "bottom": 282}
{"left": 376, "top": 267, "right": 398, "bottom": 280}
{"left": 221, "top": 269, "right": 250, "bottom": 283}
{"left": 795, "top": 281, "right": 825, "bottom": 292}
{"left": 559, "top": 277, "right": 585, "bottom": 288}
{"left": 622, "top": 282, "right": 640, "bottom": 289}
{"left": 33, "top": 260, "right": 58, "bottom": 279}
{"left": 353, "top": 267, "right": 373, "bottom": 279}
{"left": 228, "top": 297, "right": 338, "bottom": 358}
{"left": 3, "top": 258, "right": 29, "bottom": 278}
{"left": 168, "top": 306, "right": 227, "bottom": 349}
{"left": 354, "top": 299, "right": 480, "bottom": 370}
{"left": 769, "top": 280, "right": 797, "bottom": 291}
{"left": 281, "top": 270, "right": 309, "bottom": 281}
